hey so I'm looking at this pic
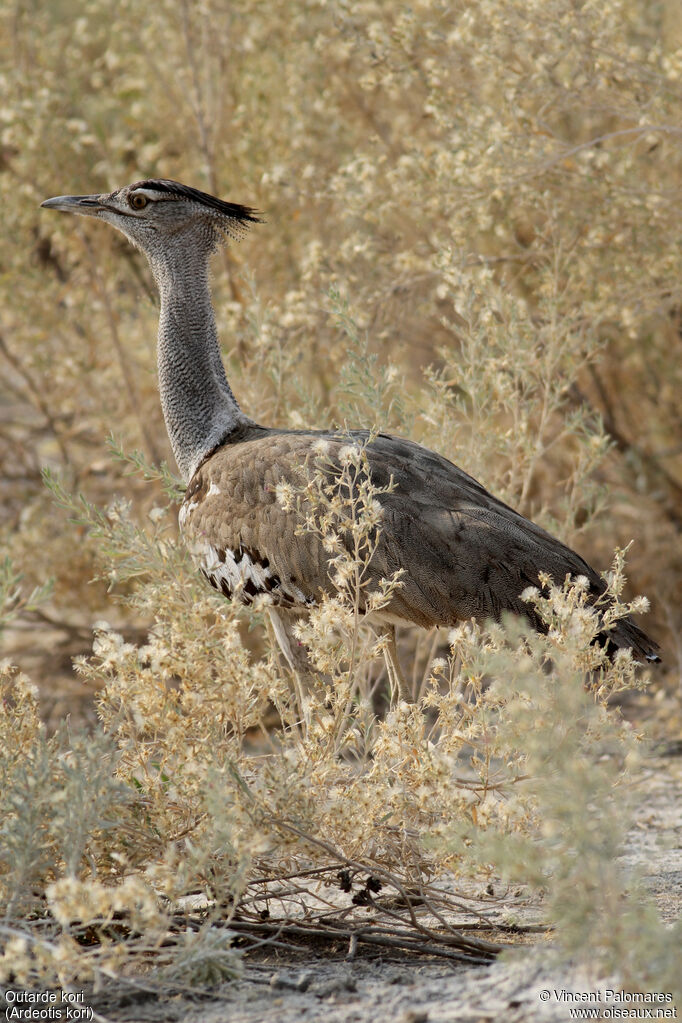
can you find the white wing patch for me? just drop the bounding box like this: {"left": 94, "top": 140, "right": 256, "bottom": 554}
{"left": 184, "top": 537, "right": 311, "bottom": 608}
{"left": 178, "top": 499, "right": 198, "bottom": 529}
{"left": 203, "top": 543, "right": 270, "bottom": 593}
{"left": 203, "top": 543, "right": 249, "bottom": 595}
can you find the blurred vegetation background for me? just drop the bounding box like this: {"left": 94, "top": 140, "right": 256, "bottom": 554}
{"left": 1, "top": 0, "right": 681, "bottom": 725}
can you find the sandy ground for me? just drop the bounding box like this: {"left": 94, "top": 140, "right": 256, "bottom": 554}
{"left": 71, "top": 751, "right": 681, "bottom": 1023}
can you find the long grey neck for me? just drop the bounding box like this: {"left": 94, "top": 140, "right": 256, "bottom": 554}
{"left": 149, "top": 246, "right": 248, "bottom": 482}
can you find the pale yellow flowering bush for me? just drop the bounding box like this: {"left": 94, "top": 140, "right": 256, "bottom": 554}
{"left": 0, "top": 0, "right": 678, "bottom": 995}
{"left": 0, "top": 444, "right": 671, "bottom": 992}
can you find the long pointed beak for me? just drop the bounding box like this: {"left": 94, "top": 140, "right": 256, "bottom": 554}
{"left": 40, "top": 194, "right": 107, "bottom": 216}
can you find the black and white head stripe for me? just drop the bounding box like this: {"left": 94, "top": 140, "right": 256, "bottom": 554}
{"left": 128, "top": 179, "right": 263, "bottom": 226}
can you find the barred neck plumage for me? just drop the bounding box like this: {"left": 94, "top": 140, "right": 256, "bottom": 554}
{"left": 150, "top": 244, "right": 249, "bottom": 481}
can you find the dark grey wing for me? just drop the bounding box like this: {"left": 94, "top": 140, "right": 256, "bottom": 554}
{"left": 362, "top": 433, "right": 658, "bottom": 658}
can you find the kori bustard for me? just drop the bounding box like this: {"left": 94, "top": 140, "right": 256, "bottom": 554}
{"left": 41, "top": 179, "right": 659, "bottom": 674}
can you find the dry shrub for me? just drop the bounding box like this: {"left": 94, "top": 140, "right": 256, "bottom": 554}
{"left": 1, "top": 443, "right": 676, "bottom": 1000}
{"left": 0, "top": 0, "right": 679, "bottom": 999}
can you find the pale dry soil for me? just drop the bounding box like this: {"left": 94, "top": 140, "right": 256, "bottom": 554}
{"left": 76, "top": 751, "right": 681, "bottom": 1023}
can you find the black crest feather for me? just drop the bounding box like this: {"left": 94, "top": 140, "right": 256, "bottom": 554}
{"left": 130, "top": 179, "right": 263, "bottom": 225}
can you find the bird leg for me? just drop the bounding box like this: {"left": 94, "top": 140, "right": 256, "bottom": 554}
{"left": 382, "top": 624, "right": 410, "bottom": 703}
{"left": 266, "top": 608, "right": 315, "bottom": 715}
{"left": 267, "top": 607, "right": 312, "bottom": 675}
{"left": 266, "top": 606, "right": 342, "bottom": 724}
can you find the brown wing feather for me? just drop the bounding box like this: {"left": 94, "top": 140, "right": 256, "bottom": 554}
{"left": 181, "top": 432, "right": 331, "bottom": 605}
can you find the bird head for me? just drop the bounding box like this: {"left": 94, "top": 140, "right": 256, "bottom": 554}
{"left": 41, "top": 179, "right": 261, "bottom": 258}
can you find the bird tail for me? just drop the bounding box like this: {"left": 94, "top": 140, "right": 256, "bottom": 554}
{"left": 597, "top": 615, "right": 660, "bottom": 663}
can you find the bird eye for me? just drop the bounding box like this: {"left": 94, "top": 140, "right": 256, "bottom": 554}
{"left": 129, "top": 193, "right": 148, "bottom": 210}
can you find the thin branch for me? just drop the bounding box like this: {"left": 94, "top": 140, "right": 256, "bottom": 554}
{"left": 525, "top": 124, "right": 682, "bottom": 179}
{"left": 226, "top": 918, "right": 495, "bottom": 964}
{"left": 265, "top": 818, "right": 504, "bottom": 955}
{"left": 81, "top": 235, "right": 162, "bottom": 465}
{"left": 0, "top": 332, "right": 71, "bottom": 465}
